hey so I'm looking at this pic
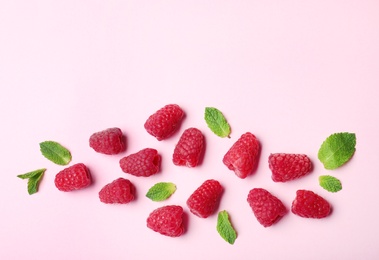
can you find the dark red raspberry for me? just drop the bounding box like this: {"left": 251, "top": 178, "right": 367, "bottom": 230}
{"left": 144, "top": 104, "right": 184, "bottom": 141}
{"left": 54, "top": 163, "right": 92, "bottom": 192}
{"left": 99, "top": 178, "right": 135, "bottom": 204}
{"left": 247, "top": 188, "right": 287, "bottom": 227}
{"left": 291, "top": 190, "right": 331, "bottom": 218}
{"left": 222, "top": 132, "right": 260, "bottom": 179}
{"left": 119, "top": 148, "right": 161, "bottom": 177}
{"left": 147, "top": 205, "right": 185, "bottom": 237}
{"left": 186, "top": 179, "right": 223, "bottom": 218}
{"left": 173, "top": 127, "right": 204, "bottom": 167}
{"left": 269, "top": 153, "right": 312, "bottom": 182}
{"left": 89, "top": 127, "right": 126, "bottom": 155}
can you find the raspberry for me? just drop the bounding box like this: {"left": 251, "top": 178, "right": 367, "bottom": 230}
{"left": 291, "top": 190, "right": 331, "bottom": 218}
{"left": 269, "top": 153, "right": 312, "bottom": 182}
{"left": 119, "top": 148, "right": 161, "bottom": 177}
{"left": 54, "top": 163, "right": 92, "bottom": 192}
{"left": 144, "top": 104, "right": 185, "bottom": 141}
{"left": 173, "top": 127, "right": 204, "bottom": 167}
{"left": 89, "top": 127, "right": 126, "bottom": 155}
{"left": 222, "top": 132, "right": 260, "bottom": 179}
{"left": 99, "top": 178, "right": 135, "bottom": 204}
{"left": 186, "top": 179, "right": 223, "bottom": 218}
{"left": 247, "top": 188, "right": 287, "bottom": 227}
{"left": 147, "top": 205, "right": 185, "bottom": 237}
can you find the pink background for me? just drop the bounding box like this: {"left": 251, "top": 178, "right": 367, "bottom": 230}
{"left": 1, "top": 1, "right": 379, "bottom": 259}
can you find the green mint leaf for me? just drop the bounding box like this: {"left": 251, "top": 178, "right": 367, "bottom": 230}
{"left": 146, "top": 182, "right": 176, "bottom": 201}
{"left": 17, "top": 168, "right": 46, "bottom": 195}
{"left": 319, "top": 175, "right": 342, "bottom": 193}
{"left": 318, "top": 132, "right": 356, "bottom": 169}
{"left": 204, "top": 107, "right": 231, "bottom": 138}
{"left": 217, "top": 210, "right": 237, "bottom": 245}
{"left": 17, "top": 168, "right": 46, "bottom": 179}
{"left": 40, "top": 141, "right": 72, "bottom": 165}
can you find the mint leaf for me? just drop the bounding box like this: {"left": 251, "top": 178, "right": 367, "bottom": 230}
{"left": 319, "top": 175, "right": 342, "bottom": 193}
{"left": 40, "top": 141, "right": 72, "bottom": 165}
{"left": 146, "top": 182, "right": 176, "bottom": 201}
{"left": 217, "top": 210, "right": 237, "bottom": 245}
{"left": 204, "top": 107, "right": 231, "bottom": 138}
{"left": 17, "top": 168, "right": 46, "bottom": 195}
{"left": 318, "top": 132, "right": 356, "bottom": 169}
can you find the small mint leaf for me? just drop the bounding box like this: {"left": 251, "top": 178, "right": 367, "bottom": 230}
{"left": 146, "top": 182, "right": 176, "bottom": 201}
{"left": 217, "top": 210, "right": 237, "bottom": 245}
{"left": 205, "top": 107, "right": 231, "bottom": 138}
{"left": 318, "top": 132, "right": 356, "bottom": 169}
{"left": 17, "top": 168, "right": 46, "bottom": 195}
{"left": 319, "top": 175, "right": 342, "bottom": 193}
{"left": 40, "top": 141, "right": 72, "bottom": 165}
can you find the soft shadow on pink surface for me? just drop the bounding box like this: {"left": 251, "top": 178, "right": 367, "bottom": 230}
{"left": 181, "top": 210, "right": 190, "bottom": 236}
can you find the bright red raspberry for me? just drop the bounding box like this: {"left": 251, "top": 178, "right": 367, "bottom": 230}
{"left": 173, "top": 127, "right": 204, "bottom": 167}
{"left": 89, "top": 127, "right": 126, "bottom": 155}
{"left": 186, "top": 179, "right": 223, "bottom": 218}
{"left": 99, "top": 178, "right": 135, "bottom": 204}
{"left": 119, "top": 148, "right": 161, "bottom": 177}
{"left": 247, "top": 188, "right": 287, "bottom": 227}
{"left": 269, "top": 153, "right": 312, "bottom": 182}
{"left": 54, "top": 163, "right": 92, "bottom": 192}
{"left": 222, "top": 132, "right": 260, "bottom": 179}
{"left": 291, "top": 190, "right": 331, "bottom": 218}
{"left": 144, "top": 104, "right": 185, "bottom": 141}
{"left": 147, "top": 205, "right": 185, "bottom": 237}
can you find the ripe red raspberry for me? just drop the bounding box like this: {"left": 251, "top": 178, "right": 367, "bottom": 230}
{"left": 247, "top": 188, "right": 287, "bottom": 227}
{"left": 147, "top": 205, "right": 185, "bottom": 237}
{"left": 222, "top": 132, "right": 260, "bottom": 179}
{"left": 291, "top": 190, "right": 331, "bottom": 218}
{"left": 173, "top": 127, "right": 204, "bottom": 167}
{"left": 54, "top": 163, "right": 92, "bottom": 192}
{"left": 119, "top": 148, "right": 161, "bottom": 177}
{"left": 186, "top": 179, "right": 223, "bottom": 218}
{"left": 144, "top": 104, "right": 185, "bottom": 141}
{"left": 99, "top": 178, "right": 135, "bottom": 204}
{"left": 269, "top": 153, "right": 312, "bottom": 182}
{"left": 89, "top": 127, "right": 126, "bottom": 155}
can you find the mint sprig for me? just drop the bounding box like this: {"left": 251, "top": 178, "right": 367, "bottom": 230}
{"left": 318, "top": 132, "right": 356, "bottom": 170}
{"left": 217, "top": 210, "right": 237, "bottom": 245}
{"left": 319, "top": 175, "right": 342, "bottom": 193}
{"left": 40, "top": 141, "right": 72, "bottom": 165}
{"left": 17, "top": 168, "right": 46, "bottom": 195}
{"left": 205, "top": 107, "right": 231, "bottom": 138}
{"left": 146, "top": 182, "right": 176, "bottom": 201}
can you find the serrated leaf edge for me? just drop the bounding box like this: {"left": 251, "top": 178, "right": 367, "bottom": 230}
{"left": 17, "top": 168, "right": 46, "bottom": 195}
{"left": 217, "top": 210, "right": 237, "bottom": 245}
{"left": 39, "top": 141, "right": 72, "bottom": 165}
{"left": 146, "top": 182, "right": 176, "bottom": 202}
{"left": 318, "top": 132, "right": 356, "bottom": 170}
{"left": 204, "top": 107, "right": 231, "bottom": 138}
{"left": 319, "top": 175, "right": 342, "bottom": 193}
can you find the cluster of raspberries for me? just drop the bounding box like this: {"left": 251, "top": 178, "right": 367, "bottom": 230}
{"left": 54, "top": 104, "right": 331, "bottom": 237}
